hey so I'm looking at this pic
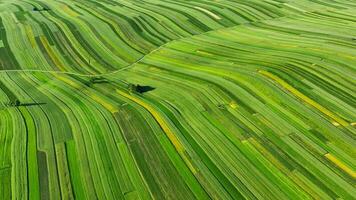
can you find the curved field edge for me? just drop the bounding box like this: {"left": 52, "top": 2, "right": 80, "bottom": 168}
{"left": 1, "top": 0, "right": 355, "bottom": 74}
{"left": 0, "top": 0, "right": 356, "bottom": 200}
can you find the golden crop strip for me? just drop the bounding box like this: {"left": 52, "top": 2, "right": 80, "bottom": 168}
{"left": 62, "top": 5, "right": 80, "bottom": 17}
{"left": 325, "top": 153, "right": 356, "bottom": 179}
{"left": 259, "top": 70, "right": 349, "bottom": 126}
{"left": 116, "top": 89, "right": 197, "bottom": 174}
{"left": 39, "top": 36, "right": 66, "bottom": 71}
{"left": 52, "top": 74, "right": 81, "bottom": 89}
{"left": 89, "top": 93, "right": 118, "bottom": 113}
{"left": 24, "top": 25, "right": 37, "bottom": 48}
{"left": 194, "top": 6, "right": 221, "bottom": 20}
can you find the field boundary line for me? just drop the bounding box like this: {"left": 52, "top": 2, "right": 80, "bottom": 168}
{"left": 0, "top": 11, "right": 313, "bottom": 77}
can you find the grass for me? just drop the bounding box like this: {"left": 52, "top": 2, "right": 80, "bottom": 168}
{"left": 0, "top": 0, "right": 355, "bottom": 199}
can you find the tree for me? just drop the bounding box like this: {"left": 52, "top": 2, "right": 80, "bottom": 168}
{"left": 9, "top": 99, "right": 21, "bottom": 107}
{"left": 128, "top": 83, "right": 137, "bottom": 94}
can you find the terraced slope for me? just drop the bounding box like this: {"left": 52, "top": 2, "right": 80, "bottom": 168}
{"left": 0, "top": 0, "right": 355, "bottom": 199}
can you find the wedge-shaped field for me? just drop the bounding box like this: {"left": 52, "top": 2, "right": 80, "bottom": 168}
{"left": 0, "top": 0, "right": 355, "bottom": 199}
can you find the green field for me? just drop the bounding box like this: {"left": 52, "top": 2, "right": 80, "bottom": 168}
{"left": 0, "top": 0, "right": 355, "bottom": 199}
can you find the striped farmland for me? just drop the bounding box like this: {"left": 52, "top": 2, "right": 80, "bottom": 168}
{"left": 0, "top": 0, "right": 355, "bottom": 199}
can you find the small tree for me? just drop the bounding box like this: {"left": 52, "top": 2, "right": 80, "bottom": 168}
{"left": 128, "top": 83, "right": 137, "bottom": 94}
{"left": 9, "top": 99, "right": 21, "bottom": 107}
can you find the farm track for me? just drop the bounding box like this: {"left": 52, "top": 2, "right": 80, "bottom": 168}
{"left": 0, "top": 0, "right": 356, "bottom": 200}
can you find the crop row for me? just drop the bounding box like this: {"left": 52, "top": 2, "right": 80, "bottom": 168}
{"left": 0, "top": 0, "right": 355, "bottom": 199}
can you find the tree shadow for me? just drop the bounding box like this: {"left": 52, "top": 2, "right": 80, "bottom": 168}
{"left": 128, "top": 84, "right": 155, "bottom": 94}
{"left": 20, "top": 102, "right": 47, "bottom": 107}
{"left": 5, "top": 100, "right": 47, "bottom": 107}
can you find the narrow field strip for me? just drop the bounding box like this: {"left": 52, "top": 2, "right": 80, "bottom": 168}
{"left": 0, "top": 0, "right": 355, "bottom": 200}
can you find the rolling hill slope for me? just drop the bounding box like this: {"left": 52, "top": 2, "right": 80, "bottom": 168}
{"left": 0, "top": 0, "right": 355, "bottom": 199}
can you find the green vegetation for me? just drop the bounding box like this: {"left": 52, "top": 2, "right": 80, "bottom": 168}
{"left": 0, "top": 0, "right": 355, "bottom": 199}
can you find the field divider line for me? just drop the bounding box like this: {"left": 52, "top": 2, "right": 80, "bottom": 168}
{"left": 0, "top": 10, "right": 310, "bottom": 77}
{"left": 0, "top": 41, "right": 166, "bottom": 77}
{"left": 2, "top": 5, "right": 338, "bottom": 78}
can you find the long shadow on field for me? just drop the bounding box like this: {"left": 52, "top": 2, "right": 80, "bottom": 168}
{"left": 20, "top": 102, "right": 47, "bottom": 107}
{"left": 5, "top": 101, "right": 47, "bottom": 107}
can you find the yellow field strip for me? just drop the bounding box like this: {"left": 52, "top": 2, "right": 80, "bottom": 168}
{"left": 325, "top": 153, "right": 356, "bottom": 179}
{"left": 116, "top": 90, "right": 197, "bottom": 174}
{"left": 259, "top": 70, "right": 349, "bottom": 126}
